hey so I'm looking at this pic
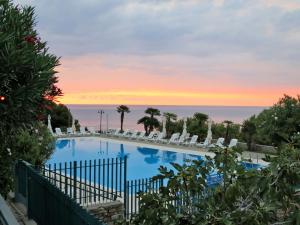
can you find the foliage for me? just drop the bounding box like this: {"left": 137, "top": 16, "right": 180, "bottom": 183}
{"left": 163, "top": 112, "right": 177, "bottom": 138}
{"left": 212, "top": 121, "right": 241, "bottom": 142}
{"left": 11, "top": 122, "right": 55, "bottom": 165}
{"left": 138, "top": 108, "right": 161, "bottom": 135}
{"left": 129, "top": 143, "right": 300, "bottom": 225}
{"left": 249, "top": 95, "right": 300, "bottom": 147}
{"left": 117, "top": 105, "right": 130, "bottom": 132}
{"left": 0, "top": 0, "right": 61, "bottom": 196}
{"left": 159, "top": 112, "right": 241, "bottom": 142}
{"left": 241, "top": 116, "right": 257, "bottom": 151}
{"left": 49, "top": 102, "right": 74, "bottom": 132}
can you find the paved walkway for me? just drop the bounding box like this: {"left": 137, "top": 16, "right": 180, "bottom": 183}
{"left": 55, "top": 133, "right": 269, "bottom": 165}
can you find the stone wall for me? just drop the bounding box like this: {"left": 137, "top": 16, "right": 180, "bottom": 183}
{"left": 87, "top": 201, "right": 124, "bottom": 225}
{"left": 237, "top": 142, "right": 277, "bottom": 154}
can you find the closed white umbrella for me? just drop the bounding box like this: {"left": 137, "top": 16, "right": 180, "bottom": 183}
{"left": 72, "top": 118, "right": 76, "bottom": 133}
{"left": 47, "top": 115, "right": 53, "bottom": 134}
{"left": 182, "top": 118, "right": 187, "bottom": 137}
{"left": 206, "top": 118, "right": 213, "bottom": 145}
{"left": 162, "top": 118, "right": 167, "bottom": 138}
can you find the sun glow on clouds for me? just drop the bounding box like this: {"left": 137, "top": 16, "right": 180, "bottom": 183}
{"left": 58, "top": 54, "right": 299, "bottom": 106}
{"left": 13, "top": 0, "right": 300, "bottom": 106}
{"left": 60, "top": 90, "right": 280, "bottom": 106}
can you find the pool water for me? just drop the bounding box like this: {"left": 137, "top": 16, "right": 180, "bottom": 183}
{"left": 48, "top": 137, "right": 260, "bottom": 181}
{"left": 48, "top": 137, "right": 207, "bottom": 180}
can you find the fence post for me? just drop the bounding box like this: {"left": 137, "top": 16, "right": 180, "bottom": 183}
{"left": 73, "top": 161, "right": 77, "bottom": 201}
{"left": 123, "top": 156, "right": 127, "bottom": 217}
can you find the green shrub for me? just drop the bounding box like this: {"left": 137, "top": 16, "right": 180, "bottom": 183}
{"left": 12, "top": 123, "right": 55, "bottom": 165}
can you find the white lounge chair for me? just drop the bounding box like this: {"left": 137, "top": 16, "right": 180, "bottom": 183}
{"left": 118, "top": 129, "right": 130, "bottom": 137}
{"left": 143, "top": 131, "right": 158, "bottom": 141}
{"left": 112, "top": 128, "right": 121, "bottom": 136}
{"left": 67, "top": 127, "right": 73, "bottom": 135}
{"left": 228, "top": 139, "right": 238, "bottom": 148}
{"left": 88, "top": 127, "right": 96, "bottom": 134}
{"left": 209, "top": 137, "right": 225, "bottom": 148}
{"left": 185, "top": 133, "right": 190, "bottom": 141}
{"left": 154, "top": 132, "right": 166, "bottom": 142}
{"left": 161, "top": 133, "right": 180, "bottom": 144}
{"left": 55, "top": 128, "right": 63, "bottom": 136}
{"left": 174, "top": 134, "right": 186, "bottom": 145}
{"left": 218, "top": 138, "right": 238, "bottom": 149}
{"left": 197, "top": 137, "right": 209, "bottom": 148}
{"left": 136, "top": 131, "right": 146, "bottom": 140}
{"left": 79, "top": 127, "right": 87, "bottom": 135}
{"left": 184, "top": 135, "right": 198, "bottom": 146}
{"left": 128, "top": 130, "right": 139, "bottom": 139}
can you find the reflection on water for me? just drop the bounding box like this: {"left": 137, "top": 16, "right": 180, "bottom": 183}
{"left": 71, "top": 139, "right": 75, "bottom": 157}
{"left": 162, "top": 151, "right": 177, "bottom": 163}
{"left": 118, "top": 144, "right": 130, "bottom": 159}
{"left": 50, "top": 138, "right": 217, "bottom": 180}
{"left": 188, "top": 154, "right": 202, "bottom": 161}
{"left": 144, "top": 155, "right": 160, "bottom": 164}
{"left": 137, "top": 147, "right": 161, "bottom": 164}
{"left": 56, "top": 139, "right": 70, "bottom": 149}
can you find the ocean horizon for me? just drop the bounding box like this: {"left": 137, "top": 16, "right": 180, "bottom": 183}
{"left": 67, "top": 104, "right": 267, "bottom": 131}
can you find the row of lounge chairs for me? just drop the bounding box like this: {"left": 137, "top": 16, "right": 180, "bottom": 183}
{"left": 106, "top": 129, "right": 238, "bottom": 148}
{"left": 53, "top": 127, "right": 238, "bottom": 148}
{"left": 54, "top": 127, "right": 96, "bottom": 136}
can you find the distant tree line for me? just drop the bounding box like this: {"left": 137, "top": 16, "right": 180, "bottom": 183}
{"left": 116, "top": 94, "right": 300, "bottom": 151}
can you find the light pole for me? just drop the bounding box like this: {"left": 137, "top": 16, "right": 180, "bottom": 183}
{"left": 106, "top": 113, "right": 109, "bottom": 133}
{"left": 98, "top": 109, "right": 104, "bottom": 133}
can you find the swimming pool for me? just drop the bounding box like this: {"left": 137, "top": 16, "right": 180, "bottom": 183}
{"left": 48, "top": 137, "right": 211, "bottom": 180}
{"left": 48, "top": 137, "right": 261, "bottom": 182}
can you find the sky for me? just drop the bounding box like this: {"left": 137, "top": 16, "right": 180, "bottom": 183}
{"left": 15, "top": 0, "right": 300, "bottom": 106}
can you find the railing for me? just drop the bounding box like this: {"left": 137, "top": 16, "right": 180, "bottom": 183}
{"left": 15, "top": 160, "right": 105, "bottom": 225}
{"left": 124, "top": 173, "right": 222, "bottom": 219}
{"left": 124, "top": 178, "right": 164, "bottom": 219}
{"left": 42, "top": 157, "right": 127, "bottom": 206}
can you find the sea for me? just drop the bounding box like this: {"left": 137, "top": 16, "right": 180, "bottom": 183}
{"left": 67, "top": 105, "right": 267, "bottom": 131}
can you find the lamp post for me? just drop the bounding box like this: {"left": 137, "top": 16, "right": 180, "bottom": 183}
{"left": 98, "top": 109, "right": 104, "bottom": 133}
{"left": 106, "top": 113, "right": 109, "bottom": 133}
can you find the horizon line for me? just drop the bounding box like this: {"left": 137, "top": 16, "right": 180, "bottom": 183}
{"left": 62, "top": 103, "right": 270, "bottom": 108}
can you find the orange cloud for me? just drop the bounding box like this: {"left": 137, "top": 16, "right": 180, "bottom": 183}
{"left": 56, "top": 55, "right": 299, "bottom": 106}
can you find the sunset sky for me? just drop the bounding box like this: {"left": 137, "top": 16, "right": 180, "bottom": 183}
{"left": 16, "top": 0, "right": 300, "bottom": 106}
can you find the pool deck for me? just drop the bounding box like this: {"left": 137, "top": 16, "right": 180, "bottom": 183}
{"left": 55, "top": 134, "right": 269, "bottom": 166}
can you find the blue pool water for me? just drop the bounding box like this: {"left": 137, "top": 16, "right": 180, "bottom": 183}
{"left": 48, "top": 137, "right": 260, "bottom": 182}
{"left": 48, "top": 137, "right": 206, "bottom": 180}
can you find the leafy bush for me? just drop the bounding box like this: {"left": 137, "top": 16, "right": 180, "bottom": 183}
{"left": 0, "top": 0, "right": 61, "bottom": 196}
{"left": 242, "top": 95, "right": 300, "bottom": 148}
{"left": 11, "top": 123, "right": 55, "bottom": 165}
{"left": 128, "top": 144, "right": 300, "bottom": 225}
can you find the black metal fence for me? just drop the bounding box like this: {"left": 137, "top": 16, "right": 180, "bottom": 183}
{"left": 123, "top": 173, "right": 222, "bottom": 219}
{"left": 124, "top": 178, "right": 164, "bottom": 219}
{"left": 15, "top": 157, "right": 224, "bottom": 222}
{"left": 15, "top": 160, "right": 105, "bottom": 225}
{"left": 42, "top": 157, "right": 127, "bottom": 206}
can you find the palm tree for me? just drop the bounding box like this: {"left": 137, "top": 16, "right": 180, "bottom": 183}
{"left": 138, "top": 108, "right": 161, "bottom": 135}
{"left": 163, "top": 112, "right": 177, "bottom": 137}
{"left": 117, "top": 105, "right": 130, "bottom": 132}
{"left": 145, "top": 108, "right": 160, "bottom": 133}
{"left": 137, "top": 116, "right": 151, "bottom": 134}
{"left": 223, "top": 120, "right": 233, "bottom": 144}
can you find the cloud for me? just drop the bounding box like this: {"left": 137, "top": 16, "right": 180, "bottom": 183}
{"left": 14, "top": 0, "right": 300, "bottom": 61}
{"left": 13, "top": 0, "right": 300, "bottom": 106}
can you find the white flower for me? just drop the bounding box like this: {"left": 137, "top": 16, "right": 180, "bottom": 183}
{"left": 274, "top": 116, "right": 278, "bottom": 120}
{"left": 35, "top": 129, "right": 38, "bottom": 133}
{"left": 7, "top": 148, "right": 11, "bottom": 156}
